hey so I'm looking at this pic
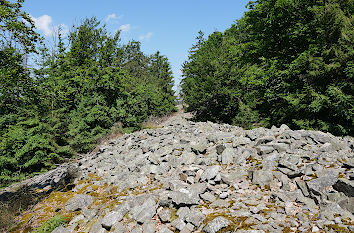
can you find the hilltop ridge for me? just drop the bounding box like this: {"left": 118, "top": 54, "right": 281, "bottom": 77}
{"left": 5, "top": 111, "right": 354, "bottom": 232}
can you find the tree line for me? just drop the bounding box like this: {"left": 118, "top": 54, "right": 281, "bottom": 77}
{"left": 0, "top": 0, "right": 176, "bottom": 186}
{"left": 182, "top": 0, "right": 353, "bottom": 136}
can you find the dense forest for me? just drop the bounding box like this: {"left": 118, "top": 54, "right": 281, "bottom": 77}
{"left": 182, "top": 0, "right": 353, "bottom": 135}
{"left": 0, "top": 0, "right": 176, "bottom": 186}
{"left": 1, "top": 0, "right": 354, "bottom": 187}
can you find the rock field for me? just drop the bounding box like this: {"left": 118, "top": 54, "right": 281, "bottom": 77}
{"left": 7, "top": 113, "right": 354, "bottom": 232}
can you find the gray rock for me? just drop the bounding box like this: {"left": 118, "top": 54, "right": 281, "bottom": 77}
{"left": 220, "top": 170, "right": 247, "bottom": 184}
{"left": 191, "top": 141, "right": 207, "bottom": 154}
{"left": 189, "top": 183, "right": 207, "bottom": 195}
{"left": 338, "top": 198, "right": 354, "bottom": 214}
{"left": 216, "top": 144, "right": 226, "bottom": 155}
{"left": 130, "top": 226, "right": 143, "bottom": 233}
{"left": 272, "top": 143, "right": 289, "bottom": 152}
{"left": 142, "top": 220, "right": 156, "bottom": 233}
{"left": 296, "top": 179, "right": 310, "bottom": 197}
{"left": 327, "top": 192, "right": 347, "bottom": 202}
{"left": 251, "top": 170, "right": 273, "bottom": 187}
{"left": 273, "top": 171, "right": 291, "bottom": 191}
{"left": 255, "top": 136, "right": 275, "bottom": 146}
{"left": 221, "top": 148, "right": 234, "bottom": 165}
{"left": 200, "top": 165, "right": 221, "bottom": 181}
{"left": 101, "top": 211, "right": 124, "bottom": 230}
{"left": 51, "top": 226, "right": 67, "bottom": 233}
{"left": 169, "top": 190, "right": 200, "bottom": 205}
{"left": 65, "top": 194, "right": 93, "bottom": 211}
{"left": 256, "top": 145, "right": 275, "bottom": 155}
{"left": 130, "top": 197, "right": 157, "bottom": 224}
{"left": 333, "top": 179, "right": 354, "bottom": 197}
{"left": 112, "top": 222, "right": 127, "bottom": 233}
{"left": 177, "top": 206, "right": 190, "bottom": 219}
{"left": 296, "top": 194, "right": 318, "bottom": 209}
{"left": 158, "top": 207, "right": 172, "bottom": 222}
{"left": 307, "top": 175, "right": 338, "bottom": 197}
{"left": 158, "top": 225, "right": 174, "bottom": 233}
{"left": 210, "top": 199, "right": 230, "bottom": 208}
{"left": 180, "top": 223, "right": 194, "bottom": 233}
{"left": 278, "top": 167, "right": 302, "bottom": 178}
{"left": 89, "top": 217, "right": 106, "bottom": 233}
{"left": 200, "top": 192, "right": 216, "bottom": 202}
{"left": 171, "top": 218, "right": 186, "bottom": 231}
{"left": 232, "top": 136, "right": 251, "bottom": 147}
{"left": 203, "top": 216, "right": 231, "bottom": 233}
{"left": 185, "top": 208, "right": 205, "bottom": 226}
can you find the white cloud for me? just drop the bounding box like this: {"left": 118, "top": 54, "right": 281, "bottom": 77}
{"left": 139, "top": 32, "right": 153, "bottom": 41}
{"left": 31, "top": 15, "right": 68, "bottom": 37}
{"left": 31, "top": 15, "right": 53, "bottom": 36}
{"left": 119, "top": 24, "right": 131, "bottom": 32}
{"left": 105, "top": 13, "right": 123, "bottom": 23}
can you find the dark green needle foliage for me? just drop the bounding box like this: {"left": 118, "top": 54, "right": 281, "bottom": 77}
{"left": 182, "top": 0, "right": 353, "bottom": 135}
{"left": 0, "top": 1, "right": 176, "bottom": 187}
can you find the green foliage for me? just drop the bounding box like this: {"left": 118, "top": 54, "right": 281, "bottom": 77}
{"left": 182, "top": 0, "right": 353, "bottom": 135}
{"left": 31, "top": 215, "right": 66, "bottom": 233}
{"left": 0, "top": 5, "right": 176, "bottom": 187}
{"left": 0, "top": 0, "right": 39, "bottom": 53}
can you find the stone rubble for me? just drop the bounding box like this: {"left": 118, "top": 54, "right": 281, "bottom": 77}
{"left": 35, "top": 113, "right": 354, "bottom": 232}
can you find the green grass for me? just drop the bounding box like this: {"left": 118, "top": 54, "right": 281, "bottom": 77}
{"left": 31, "top": 215, "right": 66, "bottom": 233}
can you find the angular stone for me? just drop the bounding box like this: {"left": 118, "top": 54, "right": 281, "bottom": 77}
{"left": 130, "top": 197, "right": 157, "bottom": 224}
{"left": 221, "top": 148, "right": 234, "bottom": 165}
{"left": 52, "top": 226, "right": 68, "bottom": 233}
{"left": 278, "top": 167, "right": 302, "bottom": 178}
{"left": 171, "top": 218, "right": 186, "bottom": 231}
{"left": 158, "top": 225, "right": 174, "bottom": 233}
{"left": 232, "top": 136, "right": 252, "bottom": 147}
{"left": 255, "top": 136, "right": 275, "bottom": 146}
{"left": 216, "top": 144, "right": 226, "bottom": 155}
{"left": 180, "top": 223, "right": 194, "bottom": 233}
{"left": 112, "top": 222, "right": 127, "bottom": 233}
{"left": 256, "top": 145, "right": 275, "bottom": 155}
{"left": 203, "top": 216, "right": 231, "bottom": 233}
{"left": 296, "top": 195, "right": 317, "bottom": 210}
{"left": 65, "top": 194, "right": 93, "bottom": 211}
{"left": 327, "top": 192, "right": 347, "bottom": 203}
{"left": 191, "top": 141, "right": 207, "bottom": 154}
{"left": 272, "top": 143, "right": 289, "bottom": 152}
{"left": 102, "top": 211, "right": 124, "bottom": 230}
{"left": 89, "top": 217, "right": 106, "bottom": 233}
{"left": 177, "top": 206, "right": 190, "bottom": 220}
{"left": 169, "top": 190, "right": 200, "bottom": 205}
{"left": 210, "top": 199, "right": 230, "bottom": 208}
{"left": 185, "top": 209, "right": 205, "bottom": 226}
{"left": 200, "top": 192, "right": 216, "bottom": 202}
{"left": 296, "top": 180, "right": 310, "bottom": 197}
{"left": 333, "top": 179, "right": 354, "bottom": 197}
{"left": 189, "top": 183, "right": 207, "bottom": 195}
{"left": 158, "top": 207, "right": 172, "bottom": 222}
{"left": 338, "top": 198, "right": 354, "bottom": 214}
{"left": 307, "top": 175, "right": 338, "bottom": 197}
{"left": 220, "top": 170, "right": 247, "bottom": 184}
{"left": 200, "top": 165, "right": 221, "bottom": 181}
{"left": 219, "top": 192, "right": 228, "bottom": 199}
{"left": 278, "top": 158, "right": 298, "bottom": 171}
{"left": 130, "top": 226, "right": 143, "bottom": 233}
{"left": 251, "top": 170, "right": 273, "bottom": 187}
{"left": 273, "top": 171, "right": 291, "bottom": 191}
{"left": 142, "top": 220, "right": 156, "bottom": 233}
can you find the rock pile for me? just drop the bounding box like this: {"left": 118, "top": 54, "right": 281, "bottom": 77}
{"left": 19, "top": 114, "right": 354, "bottom": 232}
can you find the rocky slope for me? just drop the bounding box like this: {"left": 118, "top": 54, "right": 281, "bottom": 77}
{"left": 7, "top": 112, "right": 354, "bottom": 232}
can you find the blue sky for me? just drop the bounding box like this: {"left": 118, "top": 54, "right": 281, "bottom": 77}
{"left": 23, "top": 0, "right": 250, "bottom": 88}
